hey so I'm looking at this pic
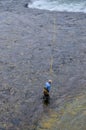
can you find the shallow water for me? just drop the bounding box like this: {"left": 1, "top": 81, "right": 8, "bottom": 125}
{"left": 36, "top": 94, "right": 86, "bottom": 130}
{"left": 0, "top": 0, "right": 86, "bottom": 130}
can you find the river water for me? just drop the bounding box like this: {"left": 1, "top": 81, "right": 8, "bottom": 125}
{"left": 0, "top": 0, "right": 86, "bottom": 130}
{"left": 29, "top": 0, "right": 86, "bottom": 13}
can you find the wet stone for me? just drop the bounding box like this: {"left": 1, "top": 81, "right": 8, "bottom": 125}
{"left": 11, "top": 118, "right": 21, "bottom": 126}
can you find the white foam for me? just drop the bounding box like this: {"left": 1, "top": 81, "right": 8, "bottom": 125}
{"left": 28, "top": 0, "right": 86, "bottom": 13}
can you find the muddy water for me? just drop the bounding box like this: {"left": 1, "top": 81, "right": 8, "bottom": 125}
{"left": 0, "top": 0, "right": 86, "bottom": 130}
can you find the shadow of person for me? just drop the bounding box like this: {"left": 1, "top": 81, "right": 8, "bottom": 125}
{"left": 43, "top": 95, "right": 50, "bottom": 106}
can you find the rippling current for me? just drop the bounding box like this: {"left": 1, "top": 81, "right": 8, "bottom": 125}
{"left": 29, "top": 0, "right": 86, "bottom": 13}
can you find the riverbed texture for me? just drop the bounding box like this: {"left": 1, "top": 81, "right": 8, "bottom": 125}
{"left": 0, "top": 0, "right": 86, "bottom": 130}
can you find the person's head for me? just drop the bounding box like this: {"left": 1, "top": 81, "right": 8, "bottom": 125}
{"left": 48, "top": 80, "right": 52, "bottom": 84}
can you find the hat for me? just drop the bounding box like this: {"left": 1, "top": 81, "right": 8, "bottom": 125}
{"left": 48, "top": 80, "right": 52, "bottom": 83}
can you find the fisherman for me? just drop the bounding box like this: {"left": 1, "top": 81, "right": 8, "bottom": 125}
{"left": 43, "top": 80, "right": 52, "bottom": 100}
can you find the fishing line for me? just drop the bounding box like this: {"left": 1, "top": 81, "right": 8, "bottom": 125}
{"left": 49, "top": 15, "right": 56, "bottom": 76}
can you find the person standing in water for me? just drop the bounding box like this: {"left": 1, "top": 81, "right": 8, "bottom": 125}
{"left": 43, "top": 80, "right": 52, "bottom": 99}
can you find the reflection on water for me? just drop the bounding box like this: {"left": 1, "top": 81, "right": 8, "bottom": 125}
{"left": 42, "top": 95, "right": 50, "bottom": 106}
